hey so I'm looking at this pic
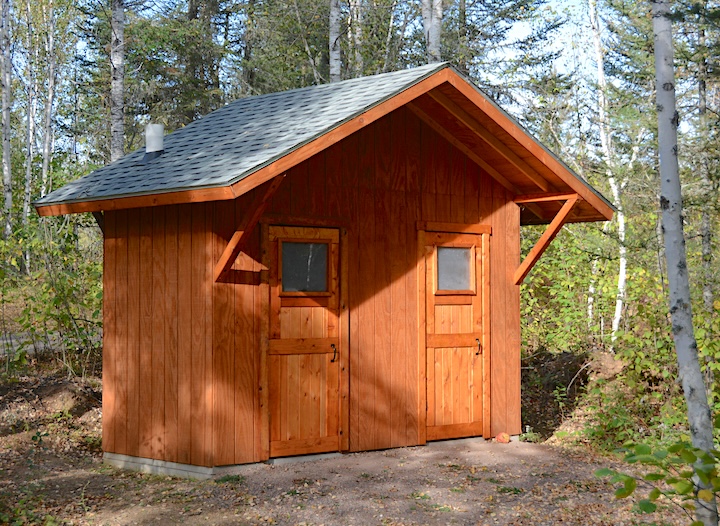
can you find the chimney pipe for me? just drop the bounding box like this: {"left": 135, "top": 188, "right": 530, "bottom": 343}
{"left": 143, "top": 123, "right": 164, "bottom": 163}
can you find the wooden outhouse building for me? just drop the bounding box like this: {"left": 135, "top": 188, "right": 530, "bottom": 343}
{"left": 35, "top": 63, "right": 614, "bottom": 477}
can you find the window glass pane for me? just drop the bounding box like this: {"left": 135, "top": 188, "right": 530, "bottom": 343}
{"left": 437, "top": 247, "right": 471, "bottom": 291}
{"left": 282, "top": 242, "right": 328, "bottom": 292}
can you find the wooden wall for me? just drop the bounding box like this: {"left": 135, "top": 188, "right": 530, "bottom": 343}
{"left": 103, "top": 195, "right": 268, "bottom": 467}
{"left": 102, "top": 105, "right": 521, "bottom": 467}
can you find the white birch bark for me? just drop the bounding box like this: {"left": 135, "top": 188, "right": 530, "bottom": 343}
{"left": 40, "top": 0, "right": 55, "bottom": 197}
{"left": 22, "top": 0, "right": 37, "bottom": 228}
{"left": 421, "top": 0, "right": 442, "bottom": 63}
{"left": 588, "top": 0, "right": 626, "bottom": 349}
{"left": 348, "top": 0, "right": 363, "bottom": 75}
{"left": 329, "top": 0, "right": 341, "bottom": 82}
{"left": 652, "top": 1, "right": 718, "bottom": 523}
{"left": 0, "top": 0, "right": 11, "bottom": 238}
{"left": 110, "top": 0, "right": 124, "bottom": 162}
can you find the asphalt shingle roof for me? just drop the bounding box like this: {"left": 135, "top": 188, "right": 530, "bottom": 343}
{"left": 35, "top": 63, "right": 449, "bottom": 207}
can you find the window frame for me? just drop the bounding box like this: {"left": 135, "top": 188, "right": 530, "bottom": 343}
{"left": 434, "top": 243, "right": 477, "bottom": 296}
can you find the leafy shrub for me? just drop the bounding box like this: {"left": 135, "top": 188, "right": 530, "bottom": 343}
{"left": 596, "top": 419, "right": 720, "bottom": 526}
{"left": 1, "top": 214, "right": 102, "bottom": 379}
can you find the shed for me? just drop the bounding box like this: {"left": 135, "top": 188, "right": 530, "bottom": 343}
{"left": 35, "top": 63, "right": 614, "bottom": 477}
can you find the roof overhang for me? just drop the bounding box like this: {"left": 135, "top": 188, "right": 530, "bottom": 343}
{"left": 35, "top": 66, "right": 615, "bottom": 225}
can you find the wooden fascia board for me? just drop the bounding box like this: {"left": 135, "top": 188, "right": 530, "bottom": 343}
{"left": 228, "top": 70, "right": 455, "bottom": 199}
{"left": 514, "top": 195, "right": 578, "bottom": 285}
{"left": 427, "top": 89, "right": 553, "bottom": 193}
{"left": 35, "top": 185, "right": 235, "bottom": 217}
{"left": 443, "top": 71, "right": 615, "bottom": 221}
{"left": 213, "top": 174, "right": 285, "bottom": 282}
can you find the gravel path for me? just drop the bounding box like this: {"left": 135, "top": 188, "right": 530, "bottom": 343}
{"left": 0, "top": 375, "right": 688, "bottom": 525}
{"left": 1, "top": 436, "right": 688, "bottom": 525}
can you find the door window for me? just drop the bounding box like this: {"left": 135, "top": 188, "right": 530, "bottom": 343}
{"left": 281, "top": 241, "right": 328, "bottom": 293}
{"left": 436, "top": 246, "right": 475, "bottom": 294}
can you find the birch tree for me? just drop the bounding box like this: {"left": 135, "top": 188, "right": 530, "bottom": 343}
{"left": 109, "top": 0, "right": 123, "bottom": 162}
{"left": 1, "top": 0, "right": 11, "bottom": 238}
{"left": 348, "top": 0, "right": 363, "bottom": 75}
{"left": 421, "top": 0, "right": 442, "bottom": 63}
{"left": 588, "top": 0, "right": 628, "bottom": 348}
{"left": 21, "top": 0, "right": 39, "bottom": 229}
{"left": 329, "top": 0, "right": 341, "bottom": 82}
{"left": 40, "top": 0, "right": 55, "bottom": 197}
{"left": 652, "top": 1, "right": 718, "bottom": 523}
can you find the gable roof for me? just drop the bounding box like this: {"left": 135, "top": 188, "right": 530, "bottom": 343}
{"left": 35, "top": 63, "right": 614, "bottom": 224}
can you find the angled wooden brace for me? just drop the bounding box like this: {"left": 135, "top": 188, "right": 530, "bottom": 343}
{"left": 513, "top": 194, "right": 579, "bottom": 285}
{"left": 213, "top": 174, "right": 286, "bottom": 282}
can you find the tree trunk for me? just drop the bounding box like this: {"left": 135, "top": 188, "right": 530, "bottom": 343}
{"left": 40, "top": 0, "right": 55, "bottom": 197}
{"left": 381, "top": 0, "right": 397, "bottom": 72}
{"left": 697, "top": 28, "right": 713, "bottom": 312}
{"left": 348, "top": 0, "right": 363, "bottom": 75}
{"left": 1, "top": 0, "right": 11, "bottom": 238}
{"left": 421, "top": 0, "right": 442, "bottom": 63}
{"left": 110, "top": 0, "right": 124, "bottom": 163}
{"left": 457, "top": 0, "right": 468, "bottom": 74}
{"left": 242, "top": 0, "right": 255, "bottom": 92}
{"left": 292, "top": 0, "right": 322, "bottom": 84}
{"left": 652, "top": 1, "right": 718, "bottom": 524}
{"left": 22, "top": 0, "right": 38, "bottom": 230}
{"left": 588, "top": 0, "right": 626, "bottom": 350}
{"left": 329, "top": 0, "right": 341, "bottom": 82}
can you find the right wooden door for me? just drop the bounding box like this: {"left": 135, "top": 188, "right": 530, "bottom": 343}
{"left": 423, "top": 229, "right": 490, "bottom": 441}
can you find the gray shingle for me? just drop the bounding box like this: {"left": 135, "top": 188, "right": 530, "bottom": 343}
{"left": 36, "top": 63, "right": 448, "bottom": 207}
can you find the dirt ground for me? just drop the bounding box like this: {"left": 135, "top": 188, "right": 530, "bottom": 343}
{"left": 0, "top": 374, "right": 689, "bottom": 526}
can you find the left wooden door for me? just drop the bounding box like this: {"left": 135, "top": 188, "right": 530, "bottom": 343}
{"left": 268, "top": 226, "right": 341, "bottom": 457}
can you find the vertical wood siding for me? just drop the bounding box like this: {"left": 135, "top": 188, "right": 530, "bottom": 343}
{"left": 102, "top": 104, "right": 522, "bottom": 465}
{"left": 104, "top": 198, "right": 265, "bottom": 467}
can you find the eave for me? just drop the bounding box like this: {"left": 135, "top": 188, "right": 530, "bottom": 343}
{"left": 35, "top": 66, "right": 615, "bottom": 226}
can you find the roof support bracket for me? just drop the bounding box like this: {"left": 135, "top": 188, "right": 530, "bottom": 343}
{"left": 92, "top": 211, "right": 105, "bottom": 234}
{"left": 514, "top": 194, "right": 579, "bottom": 285}
{"left": 213, "top": 174, "right": 286, "bottom": 282}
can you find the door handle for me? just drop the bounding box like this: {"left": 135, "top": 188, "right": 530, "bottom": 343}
{"left": 475, "top": 338, "right": 481, "bottom": 356}
{"left": 330, "top": 344, "right": 337, "bottom": 363}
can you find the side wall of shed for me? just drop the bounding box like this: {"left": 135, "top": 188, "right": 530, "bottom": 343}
{"left": 102, "top": 105, "right": 521, "bottom": 467}
{"left": 103, "top": 198, "right": 266, "bottom": 468}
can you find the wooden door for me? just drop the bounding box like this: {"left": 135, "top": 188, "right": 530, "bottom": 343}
{"left": 268, "top": 226, "right": 341, "bottom": 457}
{"left": 423, "top": 228, "right": 490, "bottom": 441}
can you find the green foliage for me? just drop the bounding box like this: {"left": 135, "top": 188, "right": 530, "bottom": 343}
{"left": 596, "top": 424, "right": 720, "bottom": 523}
{"left": 1, "top": 214, "right": 103, "bottom": 379}
{"left": 0, "top": 500, "right": 60, "bottom": 526}
{"left": 215, "top": 474, "right": 245, "bottom": 484}
{"left": 521, "top": 225, "right": 602, "bottom": 353}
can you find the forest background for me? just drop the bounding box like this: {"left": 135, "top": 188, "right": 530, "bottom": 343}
{"left": 0, "top": 0, "right": 718, "bottom": 460}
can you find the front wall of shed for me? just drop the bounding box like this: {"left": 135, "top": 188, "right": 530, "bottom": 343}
{"left": 102, "top": 106, "right": 520, "bottom": 467}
